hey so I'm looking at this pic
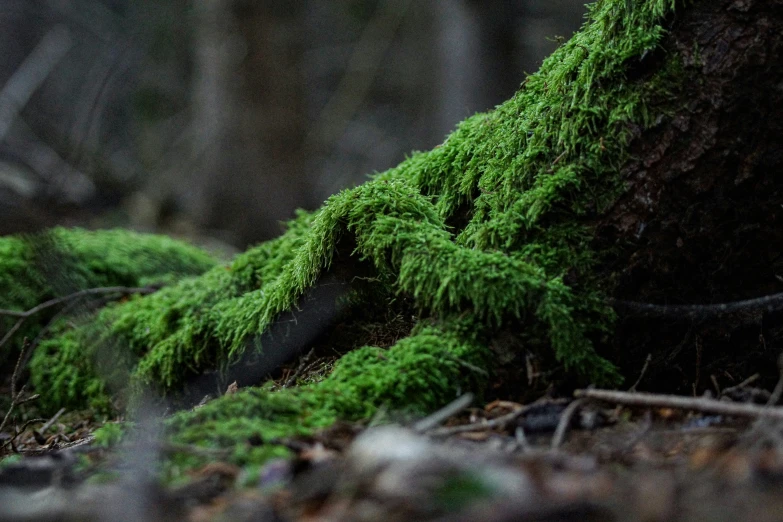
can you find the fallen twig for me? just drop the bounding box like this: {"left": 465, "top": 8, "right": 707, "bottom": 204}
{"left": 412, "top": 393, "right": 474, "bottom": 433}
{"left": 551, "top": 399, "right": 585, "bottom": 449}
{"left": 443, "top": 353, "right": 489, "bottom": 377}
{"left": 628, "top": 353, "right": 652, "bottom": 392}
{"left": 427, "top": 402, "right": 535, "bottom": 437}
{"left": 283, "top": 348, "right": 316, "bottom": 388}
{"left": 0, "top": 417, "right": 47, "bottom": 453}
{"left": 720, "top": 373, "right": 760, "bottom": 398}
{"left": 19, "top": 434, "right": 96, "bottom": 456}
{"left": 0, "top": 285, "right": 157, "bottom": 319}
{"left": 0, "top": 286, "right": 157, "bottom": 356}
{"left": 575, "top": 388, "right": 783, "bottom": 421}
{"left": 0, "top": 338, "right": 40, "bottom": 437}
{"left": 40, "top": 407, "right": 66, "bottom": 434}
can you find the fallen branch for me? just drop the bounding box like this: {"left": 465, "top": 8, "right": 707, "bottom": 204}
{"left": 412, "top": 393, "right": 474, "bottom": 433}
{"left": 6, "top": 340, "right": 34, "bottom": 407}
{"left": 427, "top": 401, "right": 536, "bottom": 437}
{"left": 720, "top": 373, "right": 760, "bottom": 398}
{"left": 0, "top": 285, "right": 158, "bottom": 354}
{"left": 0, "top": 286, "right": 157, "bottom": 319}
{"left": 39, "top": 407, "right": 66, "bottom": 435}
{"left": 575, "top": 388, "right": 783, "bottom": 421}
{"left": 0, "top": 338, "right": 41, "bottom": 439}
{"left": 0, "top": 417, "right": 47, "bottom": 453}
{"left": 19, "top": 435, "right": 96, "bottom": 456}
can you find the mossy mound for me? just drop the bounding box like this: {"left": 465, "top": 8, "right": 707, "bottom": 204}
{"left": 23, "top": 0, "right": 686, "bottom": 472}
{"left": 0, "top": 228, "right": 217, "bottom": 370}
{"left": 166, "top": 320, "right": 489, "bottom": 471}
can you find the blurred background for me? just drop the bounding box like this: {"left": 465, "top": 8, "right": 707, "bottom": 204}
{"left": 0, "top": 0, "right": 587, "bottom": 249}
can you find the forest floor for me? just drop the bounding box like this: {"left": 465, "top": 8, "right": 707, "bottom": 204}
{"left": 4, "top": 361, "right": 783, "bottom": 522}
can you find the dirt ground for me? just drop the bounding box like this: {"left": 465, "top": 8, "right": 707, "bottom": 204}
{"left": 5, "top": 376, "right": 783, "bottom": 521}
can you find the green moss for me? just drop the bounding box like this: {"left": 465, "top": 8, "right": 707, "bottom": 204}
{"left": 434, "top": 473, "right": 496, "bottom": 512}
{"left": 28, "top": 213, "right": 316, "bottom": 412}
{"left": 163, "top": 319, "right": 487, "bottom": 478}
{"left": 0, "top": 227, "right": 217, "bottom": 369}
{"left": 0, "top": 454, "right": 23, "bottom": 468}
{"left": 93, "top": 422, "right": 127, "bottom": 448}
{"left": 29, "top": 0, "right": 689, "bottom": 471}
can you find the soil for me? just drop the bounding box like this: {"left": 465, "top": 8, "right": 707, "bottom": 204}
{"left": 5, "top": 374, "right": 783, "bottom": 521}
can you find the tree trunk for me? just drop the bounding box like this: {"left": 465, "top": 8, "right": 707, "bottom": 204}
{"left": 598, "top": 0, "right": 783, "bottom": 393}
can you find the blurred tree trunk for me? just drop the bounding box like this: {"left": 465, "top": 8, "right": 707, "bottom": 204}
{"left": 0, "top": 0, "right": 592, "bottom": 245}
{"left": 433, "top": 0, "right": 587, "bottom": 142}
{"left": 188, "top": 0, "right": 306, "bottom": 245}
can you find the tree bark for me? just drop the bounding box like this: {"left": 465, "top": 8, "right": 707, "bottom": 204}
{"left": 598, "top": 0, "right": 783, "bottom": 392}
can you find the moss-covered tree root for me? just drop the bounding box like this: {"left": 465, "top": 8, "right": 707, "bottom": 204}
{"left": 23, "top": 0, "right": 691, "bottom": 473}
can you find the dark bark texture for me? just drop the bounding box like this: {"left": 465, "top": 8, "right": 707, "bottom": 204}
{"left": 600, "top": 0, "right": 783, "bottom": 392}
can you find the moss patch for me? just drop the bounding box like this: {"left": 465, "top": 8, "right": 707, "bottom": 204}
{"left": 165, "top": 319, "right": 488, "bottom": 475}
{"left": 0, "top": 227, "right": 217, "bottom": 370}
{"left": 26, "top": 0, "right": 689, "bottom": 472}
